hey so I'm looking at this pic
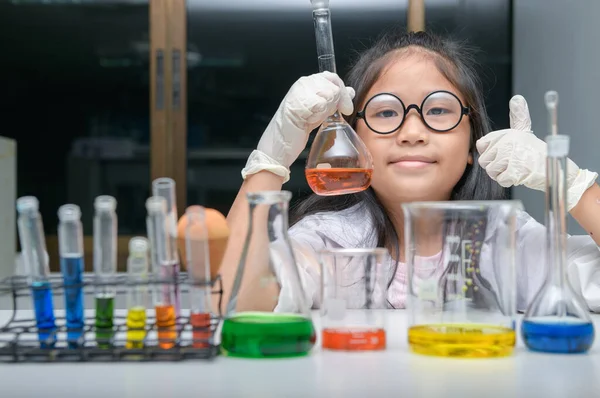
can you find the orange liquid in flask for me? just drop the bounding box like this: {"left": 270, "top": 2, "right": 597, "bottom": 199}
{"left": 155, "top": 304, "right": 177, "bottom": 349}
{"left": 190, "top": 312, "right": 211, "bottom": 348}
{"left": 305, "top": 168, "right": 372, "bottom": 196}
{"left": 322, "top": 327, "right": 386, "bottom": 351}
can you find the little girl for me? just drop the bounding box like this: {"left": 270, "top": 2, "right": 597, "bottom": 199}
{"left": 219, "top": 29, "right": 600, "bottom": 314}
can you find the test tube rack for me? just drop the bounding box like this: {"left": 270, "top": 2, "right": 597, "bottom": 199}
{"left": 0, "top": 273, "right": 223, "bottom": 363}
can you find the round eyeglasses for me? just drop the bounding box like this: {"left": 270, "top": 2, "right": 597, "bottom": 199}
{"left": 356, "top": 90, "right": 471, "bottom": 134}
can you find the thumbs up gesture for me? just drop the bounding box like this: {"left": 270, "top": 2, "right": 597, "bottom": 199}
{"left": 476, "top": 95, "right": 597, "bottom": 211}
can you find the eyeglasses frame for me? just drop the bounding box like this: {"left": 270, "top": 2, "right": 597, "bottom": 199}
{"left": 356, "top": 90, "right": 471, "bottom": 134}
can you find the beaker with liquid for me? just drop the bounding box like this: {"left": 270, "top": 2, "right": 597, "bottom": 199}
{"left": 221, "top": 191, "right": 316, "bottom": 358}
{"left": 521, "top": 134, "right": 595, "bottom": 353}
{"left": 305, "top": 0, "right": 373, "bottom": 196}
{"left": 319, "top": 248, "right": 391, "bottom": 351}
{"left": 402, "top": 200, "right": 522, "bottom": 358}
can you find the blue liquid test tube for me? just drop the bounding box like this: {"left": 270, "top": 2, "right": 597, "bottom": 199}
{"left": 58, "top": 204, "right": 85, "bottom": 348}
{"left": 16, "top": 196, "right": 57, "bottom": 348}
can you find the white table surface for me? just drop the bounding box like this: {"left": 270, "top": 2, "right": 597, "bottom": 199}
{"left": 1, "top": 307, "right": 599, "bottom": 398}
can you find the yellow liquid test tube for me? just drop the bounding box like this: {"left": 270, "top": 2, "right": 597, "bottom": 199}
{"left": 125, "top": 237, "right": 150, "bottom": 349}
{"left": 126, "top": 307, "right": 147, "bottom": 349}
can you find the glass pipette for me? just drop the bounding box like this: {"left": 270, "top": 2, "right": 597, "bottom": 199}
{"left": 521, "top": 92, "right": 595, "bottom": 353}
{"left": 126, "top": 237, "right": 149, "bottom": 349}
{"left": 152, "top": 178, "right": 181, "bottom": 319}
{"left": 16, "top": 196, "right": 57, "bottom": 348}
{"left": 184, "top": 206, "right": 213, "bottom": 348}
{"left": 93, "top": 195, "right": 117, "bottom": 348}
{"left": 545, "top": 91, "right": 559, "bottom": 136}
{"left": 58, "top": 204, "right": 85, "bottom": 349}
{"left": 146, "top": 196, "right": 177, "bottom": 349}
{"left": 305, "top": 0, "right": 373, "bottom": 196}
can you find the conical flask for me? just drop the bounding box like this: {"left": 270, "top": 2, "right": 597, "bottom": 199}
{"left": 221, "top": 191, "right": 316, "bottom": 358}
{"left": 521, "top": 133, "right": 595, "bottom": 353}
{"left": 305, "top": 0, "right": 373, "bottom": 196}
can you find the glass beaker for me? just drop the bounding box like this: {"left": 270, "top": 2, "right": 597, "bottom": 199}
{"left": 305, "top": 0, "right": 373, "bottom": 196}
{"left": 319, "top": 248, "right": 391, "bottom": 351}
{"left": 402, "top": 200, "right": 522, "bottom": 358}
{"left": 221, "top": 191, "right": 316, "bottom": 358}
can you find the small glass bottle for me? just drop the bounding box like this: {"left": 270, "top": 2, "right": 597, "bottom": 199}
{"left": 521, "top": 134, "right": 595, "bottom": 353}
{"left": 319, "top": 248, "right": 390, "bottom": 351}
{"left": 221, "top": 191, "right": 316, "bottom": 358}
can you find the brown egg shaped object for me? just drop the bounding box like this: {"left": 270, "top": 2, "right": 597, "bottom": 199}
{"left": 177, "top": 207, "right": 229, "bottom": 279}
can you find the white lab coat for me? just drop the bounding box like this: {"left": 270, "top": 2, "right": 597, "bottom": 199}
{"left": 278, "top": 203, "right": 600, "bottom": 313}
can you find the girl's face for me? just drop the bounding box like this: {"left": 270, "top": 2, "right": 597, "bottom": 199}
{"left": 356, "top": 52, "right": 472, "bottom": 206}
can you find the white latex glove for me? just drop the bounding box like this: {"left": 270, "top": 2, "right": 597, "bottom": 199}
{"left": 476, "top": 95, "right": 598, "bottom": 211}
{"left": 241, "top": 71, "right": 355, "bottom": 182}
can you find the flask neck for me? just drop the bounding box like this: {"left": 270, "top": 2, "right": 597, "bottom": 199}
{"left": 248, "top": 197, "right": 291, "bottom": 237}
{"left": 324, "top": 111, "right": 343, "bottom": 124}
{"left": 545, "top": 154, "right": 569, "bottom": 287}
{"left": 313, "top": 8, "right": 337, "bottom": 74}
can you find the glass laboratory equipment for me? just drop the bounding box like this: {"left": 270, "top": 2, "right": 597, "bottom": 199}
{"left": 402, "top": 201, "right": 522, "bottom": 358}
{"left": 146, "top": 196, "right": 178, "bottom": 349}
{"left": 319, "top": 248, "right": 391, "bottom": 351}
{"left": 93, "top": 195, "right": 118, "bottom": 348}
{"left": 305, "top": 0, "right": 373, "bottom": 196}
{"left": 58, "top": 204, "right": 85, "bottom": 348}
{"left": 152, "top": 177, "right": 181, "bottom": 318}
{"left": 221, "top": 191, "right": 316, "bottom": 358}
{"left": 184, "top": 206, "right": 213, "bottom": 349}
{"left": 521, "top": 134, "right": 595, "bottom": 353}
{"left": 126, "top": 237, "right": 150, "bottom": 349}
{"left": 16, "top": 196, "right": 57, "bottom": 348}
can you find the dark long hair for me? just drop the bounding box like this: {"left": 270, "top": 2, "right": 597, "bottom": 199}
{"left": 290, "top": 29, "right": 505, "bottom": 254}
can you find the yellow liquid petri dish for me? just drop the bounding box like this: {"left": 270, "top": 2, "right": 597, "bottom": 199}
{"left": 408, "top": 324, "right": 516, "bottom": 358}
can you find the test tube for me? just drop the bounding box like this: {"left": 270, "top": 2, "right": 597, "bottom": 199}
{"left": 58, "top": 204, "right": 85, "bottom": 348}
{"left": 126, "top": 237, "right": 149, "bottom": 349}
{"left": 146, "top": 196, "right": 177, "bottom": 349}
{"left": 16, "top": 196, "right": 57, "bottom": 348}
{"left": 93, "top": 196, "right": 117, "bottom": 348}
{"left": 152, "top": 178, "right": 181, "bottom": 318}
{"left": 184, "top": 206, "right": 213, "bottom": 348}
